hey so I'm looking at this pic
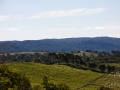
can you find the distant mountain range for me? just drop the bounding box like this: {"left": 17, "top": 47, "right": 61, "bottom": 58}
{"left": 0, "top": 37, "right": 120, "bottom": 53}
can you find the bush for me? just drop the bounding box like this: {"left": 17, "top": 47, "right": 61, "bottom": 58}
{"left": 42, "top": 75, "right": 71, "bottom": 90}
{"left": 98, "top": 64, "right": 106, "bottom": 73}
{"left": 56, "top": 82, "right": 71, "bottom": 90}
{"left": 0, "top": 65, "right": 32, "bottom": 90}
{"left": 0, "top": 77, "right": 12, "bottom": 90}
{"left": 33, "top": 58, "right": 41, "bottom": 63}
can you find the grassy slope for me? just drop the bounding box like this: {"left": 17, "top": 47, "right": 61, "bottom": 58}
{"left": 2, "top": 62, "right": 120, "bottom": 90}
{"left": 105, "top": 63, "right": 120, "bottom": 68}
{"left": 10, "top": 52, "right": 47, "bottom": 55}
{"left": 83, "top": 63, "right": 120, "bottom": 90}
{"left": 7, "top": 62, "right": 102, "bottom": 89}
{"left": 74, "top": 52, "right": 98, "bottom": 57}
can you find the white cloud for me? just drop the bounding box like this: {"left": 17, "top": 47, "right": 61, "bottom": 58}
{"left": 95, "top": 25, "right": 120, "bottom": 30}
{"left": 0, "top": 8, "right": 106, "bottom": 21}
{"left": 28, "top": 8, "right": 86, "bottom": 19}
{"left": 28, "top": 8, "right": 105, "bottom": 19}
{"left": 0, "top": 15, "right": 11, "bottom": 21}
{"left": 85, "top": 8, "right": 105, "bottom": 15}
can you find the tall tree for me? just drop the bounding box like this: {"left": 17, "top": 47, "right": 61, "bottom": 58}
{"left": 88, "top": 62, "right": 97, "bottom": 70}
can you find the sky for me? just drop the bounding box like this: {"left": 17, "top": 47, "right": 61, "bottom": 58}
{"left": 0, "top": 0, "right": 120, "bottom": 41}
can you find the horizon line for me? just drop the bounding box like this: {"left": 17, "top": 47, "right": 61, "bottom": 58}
{"left": 0, "top": 36, "right": 120, "bottom": 42}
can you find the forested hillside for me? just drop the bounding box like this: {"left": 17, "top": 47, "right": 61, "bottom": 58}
{"left": 0, "top": 37, "right": 120, "bottom": 53}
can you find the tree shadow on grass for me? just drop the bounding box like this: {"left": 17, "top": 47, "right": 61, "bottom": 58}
{"left": 64, "top": 64, "right": 104, "bottom": 74}
{"left": 90, "top": 69, "right": 102, "bottom": 73}
{"left": 64, "top": 64, "right": 89, "bottom": 71}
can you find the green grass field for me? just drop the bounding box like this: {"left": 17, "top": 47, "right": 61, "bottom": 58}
{"left": 74, "top": 52, "right": 98, "bottom": 57}
{"left": 105, "top": 63, "right": 120, "bottom": 68}
{"left": 2, "top": 62, "right": 120, "bottom": 90}
{"left": 5, "top": 62, "right": 102, "bottom": 89}
{"left": 10, "top": 52, "right": 47, "bottom": 55}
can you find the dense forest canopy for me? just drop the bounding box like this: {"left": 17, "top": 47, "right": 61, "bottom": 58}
{"left": 0, "top": 37, "right": 120, "bottom": 53}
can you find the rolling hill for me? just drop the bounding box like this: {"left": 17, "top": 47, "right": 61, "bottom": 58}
{"left": 6, "top": 62, "right": 120, "bottom": 90}
{"left": 0, "top": 37, "right": 120, "bottom": 53}
{"left": 8, "top": 62, "right": 102, "bottom": 89}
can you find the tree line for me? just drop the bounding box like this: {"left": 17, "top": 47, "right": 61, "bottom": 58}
{"left": 0, "top": 51, "right": 119, "bottom": 73}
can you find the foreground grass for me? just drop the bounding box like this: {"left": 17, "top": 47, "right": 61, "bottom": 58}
{"left": 82, "top": 63, "right": 120, "bottom": 90}
{"left": 6, "top": 62, "right": 102, "bottom": 89}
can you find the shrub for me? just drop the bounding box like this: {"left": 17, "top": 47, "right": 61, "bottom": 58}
{"left": 42, "top": 75, "right": 71, "bottom": 90}
{"left": 0, "top": 77, "right": 12, "bottom": 90}
{"left": 0, "top": 65, "right": 32, "bottom": 90}
{"left": 33, "top": 58, "right": 41, "bottom": 63}
{"left": 98, "top": 64, "right": 106, "bottom": 73}
{"left": 57, "top": 82, "right": 71, "bottom": 90}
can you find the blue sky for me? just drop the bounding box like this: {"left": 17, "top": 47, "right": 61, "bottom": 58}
{"left": 0, "top": 0, "right": 120, "bottom": 41}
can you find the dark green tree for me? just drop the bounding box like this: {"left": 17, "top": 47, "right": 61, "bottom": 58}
{"left": 88, "top": 62, "right": 97, "bottom": 70}
{"left": 99, "top": 64, "right": 106, "bottom": 73}
{"left": 111, "top": 66, "right": 115, "bottom": 72}
{"left": 107, "top": 65, "right": 116, "bottom": 73}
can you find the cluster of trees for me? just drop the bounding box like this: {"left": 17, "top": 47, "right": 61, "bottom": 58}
{"left": 45, "top": 52, "right": 85, "bottom": 65}
{"left": 47, "top": 51, "right": 118, "bottom": 62}
{"left": 43, "top": 52, "right": 118, "bottom": 73}
{"left": 0, "top": 51, "right": 119, "bottom": 73}
{"left": 98, "top": 64, "right": 115, "bottom": 73}
{"left": 0, "top": 52, "right": 47, "bottom": 63}
{"left": 0, "top": 48, "right": 120, "bottom": 64}
{"left": 111, "top": 50, "right": 120, "bottom": 54}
